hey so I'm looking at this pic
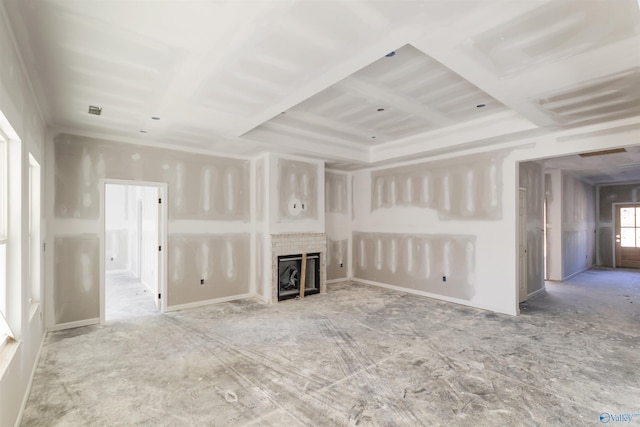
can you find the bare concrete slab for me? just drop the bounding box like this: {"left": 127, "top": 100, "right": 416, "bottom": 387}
{"left": 22, "top": 268, "right": 640, "bottom": 426}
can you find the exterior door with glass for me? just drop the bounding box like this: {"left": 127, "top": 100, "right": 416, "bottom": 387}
{"left": 615, "top": 204, "right": 640, "bottom": 269}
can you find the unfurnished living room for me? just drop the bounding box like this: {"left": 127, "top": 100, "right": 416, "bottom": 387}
{"left": 0, "top": 1, "right": 639, "bottom": 426}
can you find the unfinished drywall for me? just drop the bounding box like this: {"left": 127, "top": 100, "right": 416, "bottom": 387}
{"left": 325, "top": 171, "right": 350, "bottom": 281}
{"left": 105, "top": 185, "right": 130, "bottom": 272}
{"left": 354, "top": 232, "right": 475, "bottom": 300}
{"left": 561, "top": 174, "right": 595, "bottom": 277}
{"left": 53, "top": 235, "right": 100, "bottom": 324}
{"left": 50, "top": 133, "right": 252, "bottom": 327}
{"left": 277, "top": 158, "right": 318, "bottom": 222}
{"left": 597, "top": 182, "right": 640, "bottom": 267}
{"left": 167, "top": 234, "right": 250, "bottom": 307}
{"left": 352, "top": 151, "right": 515, "bottom": 313}
{"left": 544, "top": 170, "right": 596, "bottom": 281}
{"left": 545, "top": 170, "right": 562, "bottom": 281}
{"left": 519, "top": 161, "right": 544, "bottom": 295}
{"left": 54, "top": 134, "right": 250, "bottom": 221}
{"left": 370, "top": 154, "right": 503, "bottom": 220}
{"left": 255, "top": 157, "right": 265, "bottom": 222}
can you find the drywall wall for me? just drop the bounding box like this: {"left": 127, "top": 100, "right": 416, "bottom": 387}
{"left": 597, "top": 182, "right": 640, "bottom": 267}
{"left": 352, "top": 151, "right": 514, "bottom": 314}
{"left": 547, "top": 171, "right": 596, "bottom": 279}
{"left": 0, "top": 4, "right": 46, "bottom": 426}
{"left": 269, "top": 155, "right": 324, "bottom": 233}
{"left": 105, "top": 185, "right": 130, "bottom": 272}
{"left": 49, "top": 133, "right": 251, "bottom": 326}
{"left": 370, "top": 156, "right": 502, "bottom": 219}
{"left": 518, "top": 161, "right": 544, "bottom": 295}
{"left": 354, "top": 232, "right": 475, "bottom": 300}
{"left": 545, "top": 170, "right": 562, "bottom": 281}
{"left": 167, "top": 234, "right": 249, "bottom": 306}
{"left": 325, "top": 171, "right": 349, "bottom": 281}
{"left": 561, "top": 173, "right": 595, "bottom": 277}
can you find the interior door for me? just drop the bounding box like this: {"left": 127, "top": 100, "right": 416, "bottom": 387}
{"left": 615, "top": 205, "right": 640, "bottom": 269}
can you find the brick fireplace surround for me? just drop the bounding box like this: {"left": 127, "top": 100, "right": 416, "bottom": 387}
{"left": 270, "top": 233, "right": 327, "bottom": 303}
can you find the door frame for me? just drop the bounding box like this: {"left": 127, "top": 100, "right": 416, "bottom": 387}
{"left": 518, "top": 187, "right": 528, "bottom": 304}
{"left": 612, "top": 202, "right": 640, "bottom": 269}
{"left": 99, "top": 179, "right": 168, "bottom": 323}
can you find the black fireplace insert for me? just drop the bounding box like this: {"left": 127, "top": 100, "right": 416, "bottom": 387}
{"left": 277, "top": 253, "right": 320, "bottom": 301}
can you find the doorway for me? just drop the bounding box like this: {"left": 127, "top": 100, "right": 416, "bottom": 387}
{"left": 101, "top": 181, "right": 167, "bottom": 321}
{"left": 615, "top": 204, "right": 640, "bottom": 269}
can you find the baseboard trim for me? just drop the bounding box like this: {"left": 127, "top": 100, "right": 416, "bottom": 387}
{"left": 166, "top": 293, "right": 252, "bottom": 312}
{"left": 351, "top": 277, "right": 517, "bottom": 316}
{"left": 562, "top": 265, "right": 594, "bottom": 281}
{"left": 527, "top": 286, "right": 546, "bottom": 298}
{"left": 48, "top": 318, "right": 100, "bottom": 332}
{"left": 15, "top": 332, "right": 45, "bottom": 427}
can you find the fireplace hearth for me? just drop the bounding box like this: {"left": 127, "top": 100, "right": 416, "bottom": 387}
{"left": 278, "top": 253, "right": 320, "bottom": 301}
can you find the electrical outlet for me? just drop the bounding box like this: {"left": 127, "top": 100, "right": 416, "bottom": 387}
{"left": 200, "top": 279, "right": 205, "bottom": 285}
{"left": 442, "top": 276, "right": 446, "bottom": 282}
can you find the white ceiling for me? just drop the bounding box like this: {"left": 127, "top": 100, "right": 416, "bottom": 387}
{"left": 4, "top": 0, "right": 640, "bottom": 180}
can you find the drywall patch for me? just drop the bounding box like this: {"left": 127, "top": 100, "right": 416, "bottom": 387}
{"left": 353, "top": 232, "right": 476, "bottom": 301}
{"left": 54, "top": 235, "right": 100, "bottom": 324}
{"left": 167, "top": 234, "right": 250, "bottom": 306}
{"left": 370, "top": 152, "right": 504, "bottom": 220}
{"left": 278, "top": 158, "right": 318, "bottom": 221}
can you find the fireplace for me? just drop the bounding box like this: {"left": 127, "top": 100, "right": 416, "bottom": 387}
{"left": 270, "top": 233, "right": 326, "bottom": 303}
{"left": 278, "top": 253, "right": 320, "bottom": 301}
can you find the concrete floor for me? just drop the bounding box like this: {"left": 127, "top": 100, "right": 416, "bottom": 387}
{"left": 106, "top": 272, "right": 159, "bottom": 321}
{"left": 22, "top": 269, "right": 639, "bottom": 426}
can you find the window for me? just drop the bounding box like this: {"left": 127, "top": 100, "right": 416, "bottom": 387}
{"left": 620, "top": 207, "right": 640, "bottom": 247}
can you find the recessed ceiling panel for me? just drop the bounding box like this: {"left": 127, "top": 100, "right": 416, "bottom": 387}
{"left": 467, "top": 0, "right": 640, "bottom": 76}
{"left": 536, "top": 68, "right": 640, "bottom": 127}
{"left": 244, "top": 44, "right": 508, "bottom": 148}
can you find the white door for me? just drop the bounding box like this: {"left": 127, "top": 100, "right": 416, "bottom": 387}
{"left": 519, "top": 188, "right": 528, "bottom": 303}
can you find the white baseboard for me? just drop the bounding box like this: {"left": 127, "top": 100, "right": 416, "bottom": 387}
{"left": 527, "top": 286, "right": 546, "bottom": 298}
{"left": 352, "top": 277, "right": 518, "bottom": 316}
{"left": 562, "top": 265, "right": 593, "bottom": 281}
{"left": 15, "top": 332, "right": 45, "bottom": 427}
{"left": 166, "top": 293, "right": 252, "bottom": 312}
{"left": 48, "top": 318, "right": 99, "bottom": 332}
{"left": 252, "top": 293, "right": 270, "bottom": 303}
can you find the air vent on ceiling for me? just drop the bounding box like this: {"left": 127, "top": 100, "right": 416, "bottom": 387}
{"left": 579, "top": 148, "right": 626, "bottom": 157}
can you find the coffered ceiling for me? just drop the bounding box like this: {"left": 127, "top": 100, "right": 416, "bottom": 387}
{"left": 3, "top": 0, "right": 640, "bottom": 179}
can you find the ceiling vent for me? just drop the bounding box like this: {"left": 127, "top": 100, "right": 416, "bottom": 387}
{"left": 88, "top": 106, "right": 102, "bottom": 116}
{"left": 579, "top": 148, "right": 626, "bottom": 157}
